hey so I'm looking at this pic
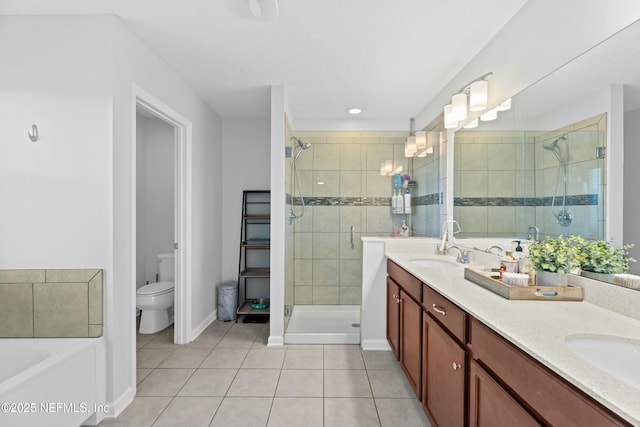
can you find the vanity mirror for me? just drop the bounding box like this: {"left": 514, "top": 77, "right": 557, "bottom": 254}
{"left": 449, "top": 18, "right": 640, "bottom": 245}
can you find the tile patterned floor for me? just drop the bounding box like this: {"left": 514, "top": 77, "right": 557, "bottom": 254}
{"left": 99, "top": 319, "right": 431, "bottom": 427}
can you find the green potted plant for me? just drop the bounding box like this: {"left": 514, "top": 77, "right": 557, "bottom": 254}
{"left": 527, "top": 235, "right": 582, "bottom": 286}
{"left": 577, "top": 240, "right": 634, "bottom": 282}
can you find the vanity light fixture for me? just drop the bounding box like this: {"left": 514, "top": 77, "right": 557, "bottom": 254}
{"left": 469, "top": 80, "right": 489, "bottom": 111}
{"left": 380, "top": 159, "right": 393, "bottom": 176}
{"left": 495, "top": 98, "right": 512, "bottom": 111}
{"left": 451, "top": 93, "right": 468, "bottom": 121}
{"left": 405, "top": 136, "right": 417, "bottom": 157}
{"left": 444, "top": 72, "right": 493, "bottom": 128}
{"left": 415, "top": 131, "right": 427, "bottom": 151}
{"left": 463, "top": 118, "right": 479, "bottom": 129}
{"left": 480, "top": 108, "right": 498, "bottom": 121}
{"left": 444, "top": 104, "right": 458, "bottom": 129}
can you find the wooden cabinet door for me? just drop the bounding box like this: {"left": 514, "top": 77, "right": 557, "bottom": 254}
{"left": 400, "top": 290, "right": 422, "bottom": 399}
{"left": 423, "top": 314, "right": 465, "bottom": 427}
{"left": 386, "top": 278, "right": 400, "bottom": 359}
{"left": 469, "top": 360, "right": 541, "bottom": 427}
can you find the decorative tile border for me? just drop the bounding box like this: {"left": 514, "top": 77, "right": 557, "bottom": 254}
{"left": 454, "top": 194, "right": 598, "bottom": 207}
{"left": 288, "top": 193, "right": 441, "bottom": 207}
{"left": 0, "top": 269, "right": 103, "bottom": 338}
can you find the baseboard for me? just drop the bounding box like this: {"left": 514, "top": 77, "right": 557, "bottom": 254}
{"left": 361, "top": 339, "right": 392, "bottom": 351}
{"left": 267, "top": 335, "right": 284, "bottom": 347}
{"left": 190, "top": 309, "right": 217, "bottom": 340}
{"left": 106, "top": 386, "right": 135, "bottom": 420}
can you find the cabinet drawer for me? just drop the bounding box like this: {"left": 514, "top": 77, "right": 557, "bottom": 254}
{"left": 423, "top": 284, "right": 467, "bottom": 343}
{"left": 387, "top": 260, "right": 422, "bottom": 302}
{"left": 470, "top": 318, "right": 629, "bottom": 427}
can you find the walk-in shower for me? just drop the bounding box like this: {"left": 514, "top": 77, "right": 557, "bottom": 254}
{"left": 544, "top": 134, "right": 572, "bottom": 226}
{"left": 284, "top": 133, "right": 366, "bottom": 345}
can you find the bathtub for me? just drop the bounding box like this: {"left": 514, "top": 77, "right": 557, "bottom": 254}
{"left": 0, "top": 338, "right": 106, "bottom": 427}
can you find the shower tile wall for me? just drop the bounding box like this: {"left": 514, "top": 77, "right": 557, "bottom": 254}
{"left": 533, "top": 113, "right": 606, "bottom": 240}
{"left": 290, "top": 131, "right": 410, "bottom": 306}
{"left": 453, "top": 113, "right": 606, "bottom": 240}
{"left": 454, "top": 130, "right": 532, "bottom": 237}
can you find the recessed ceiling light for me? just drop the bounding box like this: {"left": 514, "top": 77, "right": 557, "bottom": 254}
{"left": 347, "top": 108, "right": 362, "bottom": 115}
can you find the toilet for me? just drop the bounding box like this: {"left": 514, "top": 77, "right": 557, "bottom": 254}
{"left": 136, "top": 252, "right": 175, "bottom": 334}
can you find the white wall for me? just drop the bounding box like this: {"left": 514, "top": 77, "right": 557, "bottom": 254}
{"left": 111, "top": 15, "right": 222, "bottom": 412}
{"left": 624, "top": 107, "right": 640, "bottom": 274}
{"left": 0, "top": 14, "right": 223, "bottom": 418}
{"left": 0, "top": 16, "right": 112, "bottom": 268}
{"left": 221, "top": 119, "right": 271, "bottom": 282}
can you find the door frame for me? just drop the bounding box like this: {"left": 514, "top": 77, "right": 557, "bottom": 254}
{"left": 131, "top": 84, "right": 193, "bottom": 351}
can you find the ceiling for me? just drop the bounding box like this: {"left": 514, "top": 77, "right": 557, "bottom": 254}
{"left": 0, "top": 0, "right": 529, "bottom": 122}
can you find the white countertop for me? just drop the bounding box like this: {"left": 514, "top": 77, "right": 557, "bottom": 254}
{"left": 386, "top": 251, "right": 640, "bottom": 426}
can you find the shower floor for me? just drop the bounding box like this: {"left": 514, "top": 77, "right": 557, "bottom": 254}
{"left": 284, "top": 305, "right": 361, "bottom": 345}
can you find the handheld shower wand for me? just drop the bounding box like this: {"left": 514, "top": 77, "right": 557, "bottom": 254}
{"left": 543, "top": 135, "right": 572, "bottom": 226}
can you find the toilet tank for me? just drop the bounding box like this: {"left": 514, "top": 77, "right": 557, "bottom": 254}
{"left": 157, "top": 252, "right": 175, "bottom": 282}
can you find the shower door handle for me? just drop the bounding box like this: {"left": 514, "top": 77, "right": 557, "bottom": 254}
{"left": 350, "top": 226, "right": 355, "bottom": 249}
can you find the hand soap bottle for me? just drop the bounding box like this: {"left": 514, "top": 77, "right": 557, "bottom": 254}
{"left": 400, "top": 220, "right": 409, "bottom": 237}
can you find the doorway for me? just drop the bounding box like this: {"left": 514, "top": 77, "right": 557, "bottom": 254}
{"left": 131, "top": 85, "right": 192, "bottom": 392}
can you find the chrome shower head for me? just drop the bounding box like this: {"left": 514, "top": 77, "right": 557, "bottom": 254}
{"left": 291, "top": 137, "right": 311, "bottom": 160}
{"left": 543, "top": 134, "right": 568, "bottom": 150}
{"left": 291, "top": 136, "right": 311, "bottom": 150}
{"left": 543, "top": 134, "right": 568, "bottom": 162}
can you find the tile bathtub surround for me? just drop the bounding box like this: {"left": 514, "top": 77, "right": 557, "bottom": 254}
{"left": 0, "top": 269, "right": 103, "bottom": 338}
{"left": 100, "top": 320, "right": 431, "bottom": 427}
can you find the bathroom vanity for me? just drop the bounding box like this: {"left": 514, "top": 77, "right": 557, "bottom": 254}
{"left": 362, "top": 238, "right": 640, "bottom": 426}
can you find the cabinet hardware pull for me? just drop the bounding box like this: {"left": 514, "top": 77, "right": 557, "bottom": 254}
{"left": 452, "top": 362, "right": 461, "bottom": 370}
{"left": 432, "top": 304, "right": 447, "bottom": 315}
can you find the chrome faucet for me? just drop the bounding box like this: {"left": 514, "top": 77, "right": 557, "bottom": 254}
{"left": 485, "top": 245, "right": 503, "bottom": 255}
{"left": 447, "top": 245, "right": 470, "bottom": 264}
{"left": 527, "top": 226, "right": 540, "bottom": 241}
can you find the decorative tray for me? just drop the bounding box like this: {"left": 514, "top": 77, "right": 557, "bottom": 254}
{"left": 464, "top": 268, "right": 583, "bottom": 301}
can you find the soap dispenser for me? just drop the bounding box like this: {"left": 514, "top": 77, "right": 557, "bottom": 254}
{"left": 400, "top": 220, "right": 409, "bottom": 237}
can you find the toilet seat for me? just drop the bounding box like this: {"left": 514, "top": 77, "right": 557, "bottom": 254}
{"left": 137, "top": 281, "right": 174, "bottom": 296}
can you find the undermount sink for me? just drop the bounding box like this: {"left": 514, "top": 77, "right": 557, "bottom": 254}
{"left": 565, "top": 335, "right": 640, "bottom": 389}
{"left": 409, "top": 258, "right": 459, "bottom": 269}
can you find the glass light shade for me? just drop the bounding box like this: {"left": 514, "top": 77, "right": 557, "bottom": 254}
{"left": 380, "top": 165, "right": 386, "bottom": 176}
{"left": 463, "top": 118, "right": 479, "bottom": 129}
{"left": 415, "top": 131, "right": 427, "bottom": 151}
{"left": 417, "top": 149, "right": 427, "bottom": 158}
{"left": 451, "top": 93, "right": 467, "bottom": 120}
{"left": 480, "top": 109, "right": 497, "bottom": 121}
{"left": 444, "top": 104, "right": 458, "bottom": 129}
{"left": 384, "top": 159, "right": 393, "bottom": 172}
{"left": 405, "top": 136, "right": 417, "bottom": 157}
{"left": 495, "top": 98, "right": 512, "bottom": 111}
{"left": 469, "top": 80, "right": 488, "bottom": 111}
{"left": 404, "top": 146, "right": 414, "bottom": 157}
